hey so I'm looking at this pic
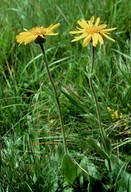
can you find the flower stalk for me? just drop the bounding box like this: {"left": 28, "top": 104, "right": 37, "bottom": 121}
{"left": 89, "top": 45, "right": 107, "bottom": 150}
{"left": 39, "top": 44, "right": 67, "bottom": 154}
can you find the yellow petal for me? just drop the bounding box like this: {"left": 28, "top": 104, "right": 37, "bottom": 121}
{"left": 102, "top": 27, "right": 117, "bottom": 32}
{"left": 98, "top": 34, "right": 104, "bottom": 44}
{"left": 24, "top": 28, "right": 28, "bottom": 31}
{"left": 48, "top": 24, "right": 53, "bottom": 28}
{"left": 39, "top": 34, "right": 45, "bottom": 39}
{"left": 71, "top": 33, "right": 88, "bottom": 41}
{"left": 95, "top": 17, "right": 100, "bottom": 26}
{"left": 92, "top": 33, "right": 99, "bottom": 46}
{"left": 77, "top": 19, "right": 89, "bottom": 28}
{"left": 47, "top": 32, "right": 59, "bottom": 35}
{"left": 24, "top": 35, "right": 37, "bottom": 44}
{"left": 88, "top": 16, "right": 94, "bottom": 26}
{"left": 69, "top": 30, "right": 84, "bottom": 34}
{"left": 76, "top": 26, "right": 85, "bottom": 31}
{"left": 82, "top": 35, "right": 91, "bottom": 47}
{"left": 101, "top": 32, "right": 115, "bottom": 42}
{"left": 48, "top": 23, "right": 60, "bottom": 31}
{"left": 99, "top": 24, "right": 107, "bottom": 29}
{"left": 71, "top": 38, "right": 80, "bottom": 42}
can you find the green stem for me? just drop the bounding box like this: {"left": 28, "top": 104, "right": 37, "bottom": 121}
{"left": 89, "top": 45, "right": 106, "bottom": 148}
{"left": 39, "top": 44, "right": 67, "bottom": 154}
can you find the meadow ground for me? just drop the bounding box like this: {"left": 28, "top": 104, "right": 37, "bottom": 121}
{"left": 0, "top": 0, "right": 131, "bottom": 191}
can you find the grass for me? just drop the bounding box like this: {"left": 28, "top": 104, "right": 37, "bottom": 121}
{"left": 0, "top": 0, "right": 131, "bottom": 191}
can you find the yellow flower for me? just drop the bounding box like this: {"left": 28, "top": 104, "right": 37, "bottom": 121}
{"left": 111, "top": 110, "right": 123, "bottom": 122}
{"left": 69, "top": 16, "right": 117, "bottom": 47}
{"left": 107, "top": 107, "right": 123, "bottom": 122}
{"left": 16, "top": 23, "right": 60, "bottom": 45}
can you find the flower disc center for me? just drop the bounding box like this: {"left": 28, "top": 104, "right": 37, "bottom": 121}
{"left": 87, "top": 26, "right": 101, "bottom": 34}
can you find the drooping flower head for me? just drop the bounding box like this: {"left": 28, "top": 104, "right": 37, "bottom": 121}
{"left": 69, "top": 16, "right": 117, "bottom": 47}
{"left": 16, "top": 23, "right": 60, "bottom": 45}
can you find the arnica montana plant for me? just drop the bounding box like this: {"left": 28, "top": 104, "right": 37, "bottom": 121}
{"left": 70, "top": 16, "right": 117, "bottom": 151}
{"left": 16, "top": 23, "right": 67, "bottom": 154}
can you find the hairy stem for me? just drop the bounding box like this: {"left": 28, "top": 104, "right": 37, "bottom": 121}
{"left": 89, "top": 45, "right": 106, "bottom": 149}
{"left": 39, "top": 44, "right": 67, "bottom": 153}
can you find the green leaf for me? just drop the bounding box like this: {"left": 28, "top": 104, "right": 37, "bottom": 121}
{"left": 80, "top": 156, "right": 101, "bottom": 180}
{"left": 56, "top": 143, "right": 65, "bottom": 164}
{"left": 109, "top": 154, "right": 131, "bottom": 191}
{"left": 60, "top": 154, "right": 78, "bottom": 183}
{"left": 87, "top": 139, "right": 110, "bottom": 160}
{"left": 103, "top": 137, "right": 112, "bottom": 156}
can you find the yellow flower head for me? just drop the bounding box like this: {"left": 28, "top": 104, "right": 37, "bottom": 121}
{"left": 69, "top": 16, "right": 117, "bottom": 47}
{"left": 16, "top": 23, "right": 60, "bottom": 45}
